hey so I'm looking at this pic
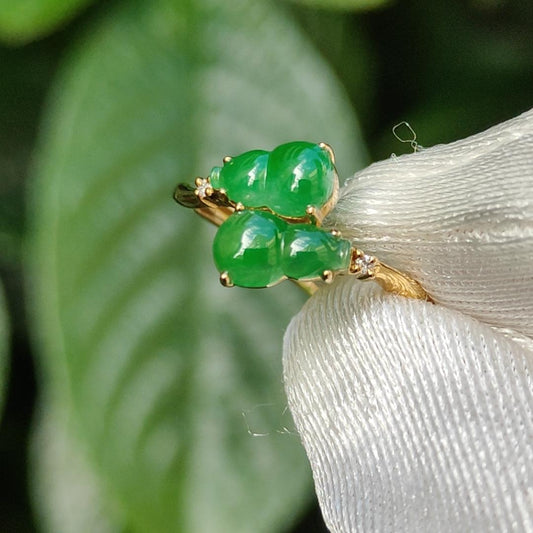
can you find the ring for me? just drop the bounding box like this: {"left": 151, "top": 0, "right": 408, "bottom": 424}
{"left": 174, "top": 141, "right": 431, "bottom": 301}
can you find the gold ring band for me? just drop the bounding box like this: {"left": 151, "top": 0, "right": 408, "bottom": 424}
{"left": 173, "top": 141, "right": 431, "bottom": 302}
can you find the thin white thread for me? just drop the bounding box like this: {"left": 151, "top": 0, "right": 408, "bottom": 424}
{"left": 241, "top": 403, "right": 299, "bottom": 437}
{"left": 276, "top": 405, "right": 299, "bottom": 436}
{"left": 392, "top": 121, "right": 422, "bottom": 153}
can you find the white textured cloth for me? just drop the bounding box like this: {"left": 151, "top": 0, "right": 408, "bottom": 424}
{"left": 283, "top": 109, "right": 533, "bottom": 532}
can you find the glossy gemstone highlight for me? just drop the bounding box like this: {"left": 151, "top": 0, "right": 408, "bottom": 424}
{"left": 209, "top": 150, "right": 269, "bottom": 206}
{"left": 281, "top": 225, "right": 351, "bottom": 280}
{"left": 213, "top": 210, "right": 286, "bottom": 288}
{"left": 207, "top": 142, "right": 336, "bottom": 217}
{"left": 266, "top": 142, "right": 335, "bottom": 217}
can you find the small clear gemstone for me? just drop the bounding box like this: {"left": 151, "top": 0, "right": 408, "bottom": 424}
{"left": 354, "top": 254, "right": 376, "bottom": 277}
{"left": 196, "top": 178, "right": 212, "bottom": 199}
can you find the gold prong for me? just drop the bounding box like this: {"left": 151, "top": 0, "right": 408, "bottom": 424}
{"left": 349, "top": 248, "right": 363, "bottom": 274}
{"left": 321, "top": 270, "right": 334, "bottom": 284}
{"left": 318, "top": 142, "right": 335, "bottom": 164}
{"left": 306, "top": 204, "right": 325, "bottom": 226}
{"left": 223, "top": 156, "right": 232, "bottom": 164}
{"left": 330, "top": 228, "right": 341, "bottom": 237}
{"left": 220, "top": 272, "right": 234, "bottom": 287}
{"left": 235, "top": 202, "right": 245, "bottom": 211}
{"left": 205, "top": 186, "right": 214, "bottom": 197}
{"left": 195, "top": 177, "right": 204, "bottom": 187}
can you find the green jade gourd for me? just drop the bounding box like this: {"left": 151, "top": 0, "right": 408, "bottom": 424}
{"left": 175, "top": 141, "right": 362, "bottom": 290}
{"left": 213, "top": 210, "right": 351, "bottom": 288}
{"left": 174, "top": 141, "right": 431, "bottom": 299}
{"left": 208, "top": 141, "right": 337, "bottom": 220}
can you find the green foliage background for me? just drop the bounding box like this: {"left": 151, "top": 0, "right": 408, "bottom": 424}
{"left": 0, "top": 0, "right": 531, "bottom": 531}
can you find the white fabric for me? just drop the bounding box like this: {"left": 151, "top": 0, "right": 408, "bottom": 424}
{"left": 326, "top": 110, "right": 533, "bottom": 338}
{"left": 283, "top": 109, "right": 533, "bottom": 532}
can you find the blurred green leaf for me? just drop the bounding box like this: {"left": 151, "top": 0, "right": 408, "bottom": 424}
{"left": 29, "top": 0, "right": 365, "bottom": 531}
{"left": 30, "top": 398, "right": 124, "bottom": 533}
{"left": 287, "top": 0, "right": 389, "bottom": 11}
{"left": 0, "top": 0, "right": 94, "bottom": 44}
{"left": 0, "top": 281, "right": 8, "bottom": 420}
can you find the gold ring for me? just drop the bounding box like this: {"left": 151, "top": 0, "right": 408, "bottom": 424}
{"left": 174, "top": 141, "right": 431, "bottom": 302}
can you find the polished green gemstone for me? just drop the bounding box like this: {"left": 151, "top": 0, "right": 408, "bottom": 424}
{"left": 213, "top": 210, "right": 286, "bottom": 288}
{"left": 208, "top": 142, "right": 335, "bottom": 218}
{"left": 266, "top": 141, "right": 335, "bottom": 217}
{"left": 209, "top": 150, "right": 269, "bottom": 206}
{"left": 281, "top": 225, "right": 351, "bottom": 280}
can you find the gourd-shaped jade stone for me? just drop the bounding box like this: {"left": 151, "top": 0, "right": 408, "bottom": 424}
{"left": 281, "top": 224, "right": 351, "bottom": 281}
{"left": 209, "top": 150, "right": 269, "bottom": 207}
{"left": 213, "top": 210, "right": 286, "bottom": 288}
{"left": 213, "top": 210, "right": 351, "bottom": 288}
{"left": 209, "top": 141, "right": 335, "bottom": 218}
{"left": 266, "top": 142, "right": 335, "bottom": 217}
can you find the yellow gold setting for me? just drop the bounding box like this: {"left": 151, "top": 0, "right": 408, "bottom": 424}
{"left": 174, "top": 142, "right": 431, "bottom": 301}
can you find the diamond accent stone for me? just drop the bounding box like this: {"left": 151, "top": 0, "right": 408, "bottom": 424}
{"left": 353, "top": 254, "right": 376, "bottom": 277}
{"left": 195, "top": 178, "right": 212, "bottom": 199}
